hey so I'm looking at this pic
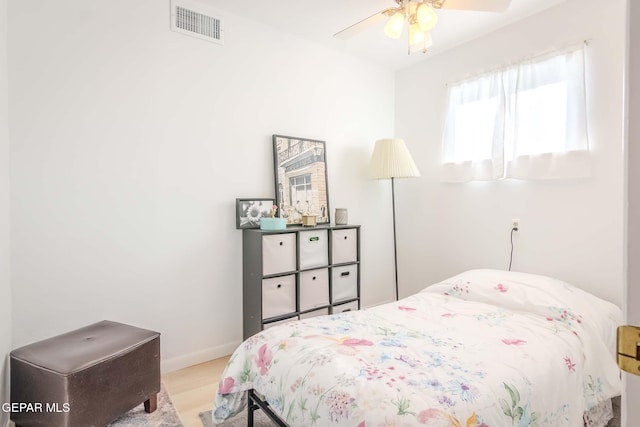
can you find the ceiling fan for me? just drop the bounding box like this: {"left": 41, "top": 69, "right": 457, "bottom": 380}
{"left": 334, "top": 0, "right": 512, "bottom": 55}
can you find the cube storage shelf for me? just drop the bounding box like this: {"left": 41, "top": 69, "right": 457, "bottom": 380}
{"left": 242, "top": 224, "right": 361, "bottom": 339}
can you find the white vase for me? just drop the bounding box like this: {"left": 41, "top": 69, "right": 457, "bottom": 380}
{"left": 335, "top": 208, "right": 348, "bottom": 225}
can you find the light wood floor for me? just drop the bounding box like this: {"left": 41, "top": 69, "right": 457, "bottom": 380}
{"left": 162, "top": 356, "right": 231, "bottom": 427}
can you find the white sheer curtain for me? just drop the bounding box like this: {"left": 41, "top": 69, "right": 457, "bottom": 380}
{"left": 441, "top": 73, "right": 505, "bottom": 182}
{"left": 440, "top": 44, "right": 590, "bottom": 182}
{"left": 504, "top": 47, "right": 590, "bottom": 179}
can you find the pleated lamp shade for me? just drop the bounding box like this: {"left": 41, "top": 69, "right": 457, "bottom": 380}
{"left": 369, "top": 138, "right": 421, "bottom": 179}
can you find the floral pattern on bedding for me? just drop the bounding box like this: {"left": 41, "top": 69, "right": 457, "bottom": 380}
{"left": 213, "top": 270, "right": 621, "bottom": 427}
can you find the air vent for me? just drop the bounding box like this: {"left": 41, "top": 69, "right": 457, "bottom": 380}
{"left": 171, "top": 0, "right": 224, "bottom": 45}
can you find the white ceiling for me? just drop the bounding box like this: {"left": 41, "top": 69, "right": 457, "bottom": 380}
{"left": 204, "top": 0, "right": 566, "bottom": 70}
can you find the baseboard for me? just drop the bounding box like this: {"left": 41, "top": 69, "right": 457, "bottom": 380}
{"left": 161, "top": 340, "right": 242, "bottom": 373}
{"left": 159, "top": 299, "right": 389, "bottom": 374}
{"left": 364, "top": 298, "right": 395, "bottom": 308}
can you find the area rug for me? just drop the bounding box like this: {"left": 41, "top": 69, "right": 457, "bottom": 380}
{"left": 109, "top": 382, "right": 182, "bottom": 426}
{"left": 199, "top": 409, "right": 275, "bottom": 427}
{"left": 609, "top": 396, "right": 621, "bottom": 427}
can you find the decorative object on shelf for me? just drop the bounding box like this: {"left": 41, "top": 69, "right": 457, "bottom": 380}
{"left": 259, "top": 217, "right": 287, "bottom": 230}
{"left": 273, "top": 135, "right": 330, "bottom": 226}
{"left": 302, "top": 215, "right": 317, "bottom": 227}
{"left": 260, "top": 204, "right": 287, "bottom": 230}
{"left": 236, "top": 198, "right": 276, "bottom": 229}
{"left": 369, "top": 138, "right": 420, "bottom": 301}
{"left": 333, "top": 0, "right": 512, "bottom": 55}
{"left": 335, "top": 208, "right": 348, "bottom": 225}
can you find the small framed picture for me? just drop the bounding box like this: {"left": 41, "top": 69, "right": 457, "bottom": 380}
{"left": 236, "top": 198, "right": 277, "bottom": 229}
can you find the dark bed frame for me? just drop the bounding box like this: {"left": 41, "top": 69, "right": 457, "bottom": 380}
{"left": 246, "top": 390, "right": 621, "bottom": 427}
{"left": 247, "top": 389, "right": 289, "bottom": 427}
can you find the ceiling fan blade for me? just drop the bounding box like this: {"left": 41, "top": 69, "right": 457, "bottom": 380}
{"left": 333, "top": 9, "right": 395, "bottom": 40}
{"left": 439, "top": 0, "right": 511, "bottom": 12}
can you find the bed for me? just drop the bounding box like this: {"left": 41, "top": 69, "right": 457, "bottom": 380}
{"left": 213, "top": 269, "right": 622, "bottom": 426}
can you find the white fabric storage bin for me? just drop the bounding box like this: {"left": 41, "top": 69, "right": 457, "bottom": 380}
{"left": 299, "top": 268, "right": 329, "bottom": 312}
{"left": 262, "top": 233, "right": 296, "bottom": 276}
{"left": 263, "top": 316, "right": 298, "bottom": 329}
{"left": 331, "top": 264, "right": 358, "bottom": 302}
{"left": 331, "top": 300, "right": 359, "bottom": 314}
{"left": 299, "top": 308, "right": 329, "bottom": 320}
{"left": 331, "top": 228, "right": 358, "bottom": 264}
{"left": 262, "top": 275, "right": 296, "bottom": 319}
{"left": 299, "top": 230, "right": 328, "bottom": 270}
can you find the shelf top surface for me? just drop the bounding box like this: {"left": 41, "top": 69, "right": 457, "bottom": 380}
{"left": 243, "top": 224, "right": 360, "bottom": 234}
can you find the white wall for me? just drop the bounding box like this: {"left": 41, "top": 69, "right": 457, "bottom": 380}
{"left": 394, "top": 0, "right": 626, "bottom": 305}
{"left": 7, "top": 0, "right": 396, "bottom": 372}
{"left": 0, "top": 0, "right": 11, "bottom": 422}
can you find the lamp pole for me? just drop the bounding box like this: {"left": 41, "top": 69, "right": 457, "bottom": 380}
{"left": 391, "top": 177, "right": 399, "bottom": 301}
{"left": 368, "top": 138, "right": 420, "bottom": 302}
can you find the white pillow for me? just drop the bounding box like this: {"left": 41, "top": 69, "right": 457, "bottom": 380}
{"left": 423, "top": 269, "right": 622, "bottom": 356}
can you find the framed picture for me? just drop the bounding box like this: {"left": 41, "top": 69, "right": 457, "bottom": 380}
{"left": 273, "top": 135, "right": 330, "bottom": 225}
{"left": 235, "top": 198, "right": 276, "bottom": 229}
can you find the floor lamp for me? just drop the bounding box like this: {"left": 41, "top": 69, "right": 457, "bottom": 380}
{"left": 369, "top": 138, "right": 421, "bottom": 301}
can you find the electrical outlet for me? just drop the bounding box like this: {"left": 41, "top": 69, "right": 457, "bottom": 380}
{"left": 512, "top": 219, "right": 520, "bottom": 231}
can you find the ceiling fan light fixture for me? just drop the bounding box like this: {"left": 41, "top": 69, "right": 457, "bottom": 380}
{"left": 333, "top": 0, "right": 513, "bottom": 56}
{"left": 416, "top": 3, "right": 438, "bottom": 31}
{"left": 384, "top": 1, "right": 438, "bottom": 54}
{"left": 408, "top": 22, "right": 426, "bottom": 45}
{"left": 384, "top": 11, "right": 405, "bottom": 39}
{"left": 409, "top": 29, "right": 432, "bottom": 54}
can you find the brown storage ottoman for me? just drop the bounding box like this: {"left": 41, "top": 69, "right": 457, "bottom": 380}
{"left": 10, "top": 320, "right": 160, "bottom": 427}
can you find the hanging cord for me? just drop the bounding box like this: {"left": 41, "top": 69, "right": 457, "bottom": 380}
{"left": 508, "top": 227, "right": 517, "bottom": 271}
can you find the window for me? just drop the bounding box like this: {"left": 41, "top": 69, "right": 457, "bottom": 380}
{"left": 441, "top": 45, "right": 590, "bottom": 182}
{"left": 289, "top": 174, "right": 312, "bottom": 213}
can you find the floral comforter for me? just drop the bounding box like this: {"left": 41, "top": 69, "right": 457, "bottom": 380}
{"left": 213, "top": 269, "right": 622, "bottom": 426}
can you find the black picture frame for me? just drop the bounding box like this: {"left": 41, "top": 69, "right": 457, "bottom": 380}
{"left": 273, "top": 135, "right": 330, "bottom": 225}
{"left": 235, "top": 198, "right": 277, "bottom": 229}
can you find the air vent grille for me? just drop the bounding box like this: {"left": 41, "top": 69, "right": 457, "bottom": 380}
{"left": 171, "top": 1, "right": 224, "bottom": 45}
